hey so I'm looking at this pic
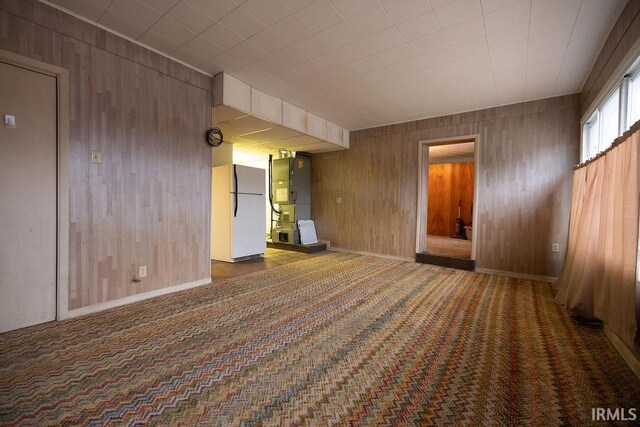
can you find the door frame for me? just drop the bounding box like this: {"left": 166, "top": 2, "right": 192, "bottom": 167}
{"left": 415, "top": 134, "right": 480, "bottom": 260}
{"left": 0, "top": 50, "right": 70, "bottom": 321}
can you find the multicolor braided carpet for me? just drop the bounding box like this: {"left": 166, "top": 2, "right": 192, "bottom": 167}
{"left": 1, "top": 252, "right": 639, "bottom": 425}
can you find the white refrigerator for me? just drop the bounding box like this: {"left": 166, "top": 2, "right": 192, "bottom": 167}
{"left": 211, "top": 164, "right": 266, "bottom": 262}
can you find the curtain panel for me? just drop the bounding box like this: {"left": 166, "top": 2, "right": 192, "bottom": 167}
{"left": 555, "top": 124, "right": 640, "bottom": 348}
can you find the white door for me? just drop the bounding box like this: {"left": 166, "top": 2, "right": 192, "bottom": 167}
{"left": 0, "top": 61, "right": 57, "bottom": 333}
{"left": 232, "top": 194, "right": 266, "bottom": 258}
{"left": 235, "top": 165, "right": 265, "bottom": 195}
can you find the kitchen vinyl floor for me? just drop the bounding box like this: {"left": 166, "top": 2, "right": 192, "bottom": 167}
{"left": 211, "top": 247, "right": 326, "bottom": 282}
{"left": 426, "top": 235, "right": 472, "bottom": 259}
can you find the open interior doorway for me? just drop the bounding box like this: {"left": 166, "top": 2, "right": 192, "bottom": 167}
{"left": 415, "top": 135, "right": 479, "bottom": 269}
{"left": 427, "top": 142, "right": 474, "bottom": 258}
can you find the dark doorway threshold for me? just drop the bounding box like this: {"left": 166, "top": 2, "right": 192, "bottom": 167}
{"left": 267, "top": 241, "right": 327, "bottom": 254}
{"left": 415, "top": 252, "right": 475, "bottom": 271}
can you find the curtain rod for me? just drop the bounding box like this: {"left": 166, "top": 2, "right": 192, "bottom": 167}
{"left": 575, "top": 119, "right": 640, "bottom": 170}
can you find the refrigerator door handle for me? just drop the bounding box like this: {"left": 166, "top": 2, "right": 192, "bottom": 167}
{"left": 233, "top": 164, "right": 238, "bottom": 217}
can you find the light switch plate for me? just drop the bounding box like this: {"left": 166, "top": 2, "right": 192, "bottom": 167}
{"left": 138, "top": 265, "right": 147, "bottom": 278}
{"left": 552, "top": 243, "right": 560, "bottom": 252}
{"left": 4, "top": 114, "right": 16, "bottom": 129}
{"left": 91, "top": 150, "right": 102, "bottom": 164}
{"left": 336, "top": 197, "right": 342, "bottom": 204}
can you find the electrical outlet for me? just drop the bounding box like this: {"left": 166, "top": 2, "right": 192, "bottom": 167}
{"left": 91, "top": 150, "right": 102, "bottom": 164}
{"left": 552, "top": 243, "right": 560, "bottom": 252}
{"left": 138, "top": 265, "right": 147, "bottom": 278}
{"left": 336, "top": 197, "right": 342, "bottom": 204}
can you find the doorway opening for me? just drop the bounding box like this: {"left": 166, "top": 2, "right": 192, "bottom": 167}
{"left": 415, "top": 135, "right": 479, "bottom": 270}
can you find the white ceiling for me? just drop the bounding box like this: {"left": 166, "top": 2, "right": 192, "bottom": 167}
{"left": 45, "top": 0, "right": 626, "bottom": 130}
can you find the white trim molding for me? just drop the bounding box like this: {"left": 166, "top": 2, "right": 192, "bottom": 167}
{"left": 61, "top": 278, "right": 212, "bottom": 320}
{"left": 415, "top": 134, "right": 480, "bottom": 260}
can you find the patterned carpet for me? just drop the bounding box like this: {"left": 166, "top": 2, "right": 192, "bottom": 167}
{"left": 1, "top": 252, "right": 639, "bottom": 425}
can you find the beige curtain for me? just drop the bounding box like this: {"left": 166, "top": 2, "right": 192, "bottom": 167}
{"left": 556, "top": 127, "right": 639, "bottom": 347}
{"left": 555, "top": 166, "right": 592, "bottom": 318}
{"left": 593, "top": 130, "right": 639, "bottom": 344}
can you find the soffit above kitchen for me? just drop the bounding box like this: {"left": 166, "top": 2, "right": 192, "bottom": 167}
{"left": 214, "top": 73, "right": 349, "bottom": 153}
{"left": 43, "top": 0, "right": 626, "bottom": 131}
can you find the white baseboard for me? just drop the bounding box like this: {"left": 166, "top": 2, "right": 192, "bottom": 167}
{"left": 61, "top": 277, "right": 211, "bottom": 320}
{"left": 475, "top": 267, "right": 557, "bottom": 283}
{"left": 603, "top": 326, "right": 640, "bottom": 380}
{"left": 328, "top": 246, "right": 414, "bottom": 262}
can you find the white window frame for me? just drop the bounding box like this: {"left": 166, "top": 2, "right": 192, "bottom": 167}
{"left": 583, "top": 111, "right": 599, "bottom": 160}
{"left": 581, "top": 54, "right": 640, "bottom": 162}
{"left": 600, "top": 85, "right": 621, "bottom": 151}
{"left": 626, "top": 67, "right": 640, "bottom": 129}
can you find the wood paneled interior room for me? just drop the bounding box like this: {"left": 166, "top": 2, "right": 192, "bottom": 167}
{"left": 1, "top": 0, "right": 640, "bottom": 424}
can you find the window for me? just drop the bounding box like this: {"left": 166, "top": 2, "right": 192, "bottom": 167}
{"left": 628, "top": 69, "right": 640, "bottom": 128}
{"left": 583, "top": 88, "right": 620, "bottom": 161}
{"left": 585, "top": 112, "right": 599, "bottom": 159}
{"left": 582, "top": 57, "right": 640, "bottom": 161}
{"left": 600, "top": 88, "right": 619, "bottom": 151}
{"left": 583, "top": 87, "right": 619, "bottom": 160}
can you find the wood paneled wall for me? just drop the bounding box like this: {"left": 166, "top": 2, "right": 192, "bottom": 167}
{"left": 312, "top": 95, "right": 580, "bottom": 277}
{"left": 0, "top": 0, "right": 212, "bottom": 310}
{"left": 427, "top": 162, "right": 474, "bottom": 237}
{"left": 581, "top": 0, "right": 640, "bottom": 116}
